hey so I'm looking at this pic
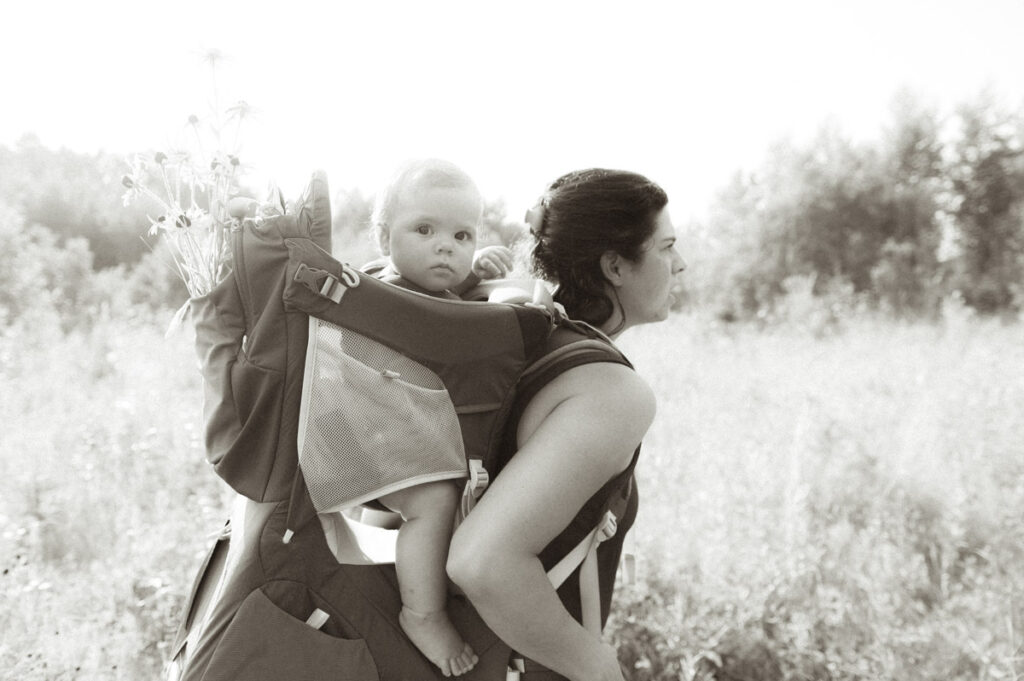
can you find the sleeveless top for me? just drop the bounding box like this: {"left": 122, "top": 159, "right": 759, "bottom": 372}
{"left": 496, "top": 327, "right": 641, "bottom": 629}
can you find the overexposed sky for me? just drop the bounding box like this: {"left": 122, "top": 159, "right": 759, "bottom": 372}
{"left": 4, "top": 0, "right": 1024, "bottom": 221}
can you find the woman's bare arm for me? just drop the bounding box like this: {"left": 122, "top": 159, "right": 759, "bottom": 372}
{"left": 447, "top": 361, "right": 655, "bottom": 681}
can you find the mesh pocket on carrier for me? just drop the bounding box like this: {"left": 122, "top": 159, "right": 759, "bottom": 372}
{"left": 298, "top": 318, "right": 467, "bottom": 513}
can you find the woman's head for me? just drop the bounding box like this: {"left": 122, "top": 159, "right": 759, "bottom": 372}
{"left": 529, "top": 168, "right": 684, "bottom": 334}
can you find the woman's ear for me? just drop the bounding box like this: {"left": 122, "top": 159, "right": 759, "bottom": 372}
{"left": 600, "top": 250, "right": 624, "bottom": 286}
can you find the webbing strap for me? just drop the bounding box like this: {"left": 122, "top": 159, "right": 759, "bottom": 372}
{"left": 505, "top": 510, "right": 617, "bottom": 678}
{"left": 578, "top": 544, "right": 603, "bottom": 635}
{"left": 545, "top": 510, "right": 617, "bottom": 590}
{"left": 546, "top": 509, "right": 617, "bottom": 634}
{"left": 519, "top": 339, "right": 621, "bottom": 386}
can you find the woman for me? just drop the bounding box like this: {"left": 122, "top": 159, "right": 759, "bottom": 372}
{"left": 449, "top": 168, "right": 686, "bottom": 681}
{"left": 168, "top": 167, "right": 684, "bottom": 681}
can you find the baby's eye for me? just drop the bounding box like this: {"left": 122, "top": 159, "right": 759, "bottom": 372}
{"left": 415, "top": 224, "right": 431, "bottom": 235}
{"left": 455, "top": 231, "right": 474, "bottom": 242}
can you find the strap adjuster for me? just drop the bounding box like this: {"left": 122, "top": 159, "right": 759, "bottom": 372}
{"left": 506, "top": 657, "right": 526, "bottom": 681}
{"left": 458, "top": 459, "right": 490, "bottom": 521}
{"left": 468, "top": 459, "right": 489, "bottom": 498}
{"left": 596, "top": 510, "right": 617, "bottom": 542}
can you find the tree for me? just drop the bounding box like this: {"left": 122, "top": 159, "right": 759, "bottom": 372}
{"left": 870, "top": 90, "right": 946, "bottom": 314}
{"left": 0, "top": 134, "right": 151, "bottom": 268}
{"left": 945, "top": 96, "right": 1024, "bottom": 312}
{"left": 699, "top": 93, "right": 952, "bottom": 319}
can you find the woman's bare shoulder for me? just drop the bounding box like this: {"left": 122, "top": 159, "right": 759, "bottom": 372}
{"left": 518, "top": 360, "right": 656, "bottom": 463}
{"left": 558, "top": 360, "right": 654, "bottom": 409}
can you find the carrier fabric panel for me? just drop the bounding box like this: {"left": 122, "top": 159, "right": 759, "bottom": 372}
{"left": 299, "top": 319, "right": 467, "bottom": 512}
{"left": 283, "top": 250, "right": 534, "bottom": 366}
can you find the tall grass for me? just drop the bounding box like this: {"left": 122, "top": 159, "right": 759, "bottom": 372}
{"left": 0, "top": 309, "right": 230, "bottom": 680}
{"left": 610, "top": 309, "right": 1024, "bottom": 680}
{"left": 1, "top": 305, "right": 1021, "bottom": 680}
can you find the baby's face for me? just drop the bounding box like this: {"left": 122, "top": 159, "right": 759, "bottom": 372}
{"left": 382, "top": 183, "right": 481, "bottom": 292}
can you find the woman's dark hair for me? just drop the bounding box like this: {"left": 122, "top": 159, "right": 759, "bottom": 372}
{"left": 530, "top": 168, "right": 668, "bottom": 326}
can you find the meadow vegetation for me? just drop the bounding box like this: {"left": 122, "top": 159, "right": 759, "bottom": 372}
{"left": 1, "top": 285, "right": 1020, "bottom": 680}
{"left": 611, "top": 307, "right": 1024, "bottom": 680}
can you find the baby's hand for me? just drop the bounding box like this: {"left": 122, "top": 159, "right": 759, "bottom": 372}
{"left": 472, "top": 246, "right": 514, "bottom": 280}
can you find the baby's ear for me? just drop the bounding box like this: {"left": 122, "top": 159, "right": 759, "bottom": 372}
{"left": 375, "top": 225, "right": 390, "bottom": 255}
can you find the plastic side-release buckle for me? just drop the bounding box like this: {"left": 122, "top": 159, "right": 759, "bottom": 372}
{"left": 294, "top": 263, "right": 360, "bottom": 303}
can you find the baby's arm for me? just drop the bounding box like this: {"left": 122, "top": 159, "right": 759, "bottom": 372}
{"left": 472, "top": 245, "right": 514, "bottom": 280}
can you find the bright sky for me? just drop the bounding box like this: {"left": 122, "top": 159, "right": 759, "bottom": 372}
{"left": 4, "top": 0, "right": 1024, "bottom": 222}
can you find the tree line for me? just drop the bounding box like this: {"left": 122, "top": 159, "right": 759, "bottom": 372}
{"left": 689, "top": 90, "right": 1024, "bottom": 319}
{"left": 2, "top": 89, "right": 1022, "bottom": 327}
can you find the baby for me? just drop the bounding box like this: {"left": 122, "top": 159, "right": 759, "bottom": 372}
{"left": 364, "top": 159, "right": 511, "bottom": 677}
{"left": 366, "top": 160, "right": 512, "bottom": 297}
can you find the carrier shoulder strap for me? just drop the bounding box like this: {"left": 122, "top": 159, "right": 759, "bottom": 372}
{"left": 505, "top": 324, "right": 636, "bottom": 678}
{"left": 456, "top": 319, "right": 629, "bottom": 520}
{"left": 516, "top": 322, "right": 634, "bottom": 630}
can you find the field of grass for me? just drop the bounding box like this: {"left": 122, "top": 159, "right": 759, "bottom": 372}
{"left": 1, "top": 305, "right": 1021, "bottom": 680}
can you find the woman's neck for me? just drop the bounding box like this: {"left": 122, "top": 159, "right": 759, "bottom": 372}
{"left": 598, "top": 301, "right": 630, "bottom": 340}
{"left": 597, "top": 313, "right": 630, "bottom": 341}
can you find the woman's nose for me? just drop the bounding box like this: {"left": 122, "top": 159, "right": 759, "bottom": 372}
{"left": 673, "top": 250, "right": 687, "bottom": 274}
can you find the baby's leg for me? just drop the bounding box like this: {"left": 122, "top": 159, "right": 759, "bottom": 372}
{"left": 379, "top": 482, "right": 477, "bottom": 677}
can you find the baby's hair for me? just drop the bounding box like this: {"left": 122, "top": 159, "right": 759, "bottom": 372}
{"left": 371, "top": 158, "right": 482, "bottom": 244}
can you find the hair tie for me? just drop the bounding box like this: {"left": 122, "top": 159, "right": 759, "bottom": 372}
{"left": 524, "top": 200, "right": 546, "bottom": 237}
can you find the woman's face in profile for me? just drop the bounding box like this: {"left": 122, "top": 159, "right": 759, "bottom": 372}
{"left": 616, "top": 208, "right": 686, "bottom": 325}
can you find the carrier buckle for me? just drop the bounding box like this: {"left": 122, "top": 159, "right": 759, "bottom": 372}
{"left": 294, "top": 263, "right": 358, "bottom": 304}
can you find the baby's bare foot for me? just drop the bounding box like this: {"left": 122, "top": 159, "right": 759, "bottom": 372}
{"left": 399, "top": 606, "right": 478, "bottom": 677}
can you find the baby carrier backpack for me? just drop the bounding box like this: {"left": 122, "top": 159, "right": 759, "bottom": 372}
{"left": 168, "top": 172, "right": 637, "bottom": 681}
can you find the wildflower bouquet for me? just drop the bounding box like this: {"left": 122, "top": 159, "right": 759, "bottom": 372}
{"left": 121, "top": 102, "right": 256, "bottom": 300}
